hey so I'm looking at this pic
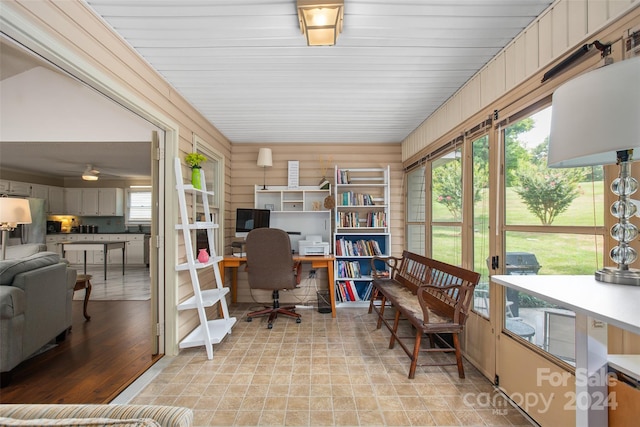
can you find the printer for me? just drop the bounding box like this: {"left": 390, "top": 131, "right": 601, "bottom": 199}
{"left": 298, "top": 235, "right": 331, "bottom": 256}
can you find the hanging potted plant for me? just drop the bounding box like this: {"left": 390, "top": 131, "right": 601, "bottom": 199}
{"left": 185, "top": 153, "right": 207, "bottom": 189}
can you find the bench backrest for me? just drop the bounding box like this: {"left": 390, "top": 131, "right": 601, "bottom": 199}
{"left": 395, "top": 250, "right": 480, "bottom": 325}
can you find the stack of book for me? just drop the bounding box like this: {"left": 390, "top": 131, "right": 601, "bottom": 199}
{"left": 339, "top": 192, "right": 374, "bottom": 206}
{"left": 335, "top": 281, "right": 374, "bottom": 302}
{"left": 337, "top": 260, "right": 362, "bottom": 278}
{"left": 335, "top": 238, "right": 382, "bottom": 256}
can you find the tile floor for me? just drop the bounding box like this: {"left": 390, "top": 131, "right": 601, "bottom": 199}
{"left": 123, "top": 304, "right": 537, "bottom": 427}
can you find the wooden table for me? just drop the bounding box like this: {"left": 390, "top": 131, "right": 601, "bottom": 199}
{"left": 492, "top": 274, "right": 640, "bottom": 427}
{"left": 60, "top": 241, "right": 126, "bottom": 280}
{"left": 220, "top": 255, "right": 336, "bottom": 317}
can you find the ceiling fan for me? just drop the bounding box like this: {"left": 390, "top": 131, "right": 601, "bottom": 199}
{"left": 82, "top": 164, "right": 100, "bottom": 181}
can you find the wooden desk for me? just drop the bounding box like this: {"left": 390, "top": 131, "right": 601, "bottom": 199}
{"left": 220, "top": 255, "right": 336, "bottom": 318}
{"left": 60, "top": 241, "right": 126, "bottom": 280}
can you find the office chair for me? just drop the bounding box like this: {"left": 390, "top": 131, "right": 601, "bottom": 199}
{"left": 245, "top": 228, "right": 301, "bottom": 329}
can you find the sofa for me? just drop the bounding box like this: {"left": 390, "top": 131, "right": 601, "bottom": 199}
{"left": 0, "top": 404, "right": 193, "bottom": 427}
{"left": 0, "top": 244, "right": 77, "bottom": 384}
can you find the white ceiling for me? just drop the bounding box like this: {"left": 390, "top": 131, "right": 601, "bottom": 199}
{"left": 0, "top": 39, "right": 155, "bottom": 181}
{"left": 0, "top": 1, "right": 553, "bottom": 180}
{"left": 86, "top": 0, "right": 553, "bottom": 144}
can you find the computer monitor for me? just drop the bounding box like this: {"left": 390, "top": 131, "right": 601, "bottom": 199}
{"left": 235, "top": 208, "right": 270, "bottom": 238}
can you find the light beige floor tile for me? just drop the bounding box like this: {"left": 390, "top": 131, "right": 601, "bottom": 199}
{"left": 235, "top": 411, "right": 262, "bottom": 426}
{"left": 284, "top": 410, "right": 310, "bottom": 426}
{"left": 117, "top": 304, "right": 537, "bottom": 427}
{"left": 333, "top": 410, "right": 359, "bottom": 426}
{"left": 308, "top": 410, "right": 334, "bottom": 426}
{"left": 381, "top": 410, "right": 412, "bottom": 426}
{"left": 258, "top": 410, "right": 286, "bottom": 426}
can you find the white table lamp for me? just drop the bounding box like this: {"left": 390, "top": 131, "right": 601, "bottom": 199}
{"left": 0, "top": 197, "right": 32, "bottom": 260}
{"left": 257, "top": 148, "right": 273, "bottom": 190}
{"left": 548, "top": 56, "right": 640, "bottom": 285}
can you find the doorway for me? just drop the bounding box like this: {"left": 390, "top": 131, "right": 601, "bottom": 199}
{"left": 0, "top": 35, "right": 166, "bottom": 398}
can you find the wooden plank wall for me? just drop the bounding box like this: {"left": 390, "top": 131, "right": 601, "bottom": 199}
{"left": 402, "top": 0, "right": 639, "bottom": 161}
{"left": 228, "top": 143, "right": 403, "bottom": 304}
{"left": 1, "top": 1, "right": 234, "bottom": 353}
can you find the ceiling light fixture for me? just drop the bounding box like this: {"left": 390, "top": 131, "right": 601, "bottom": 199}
{"left": 297, "top": 0, "right": 344, "bottom": 46}
{"left": 82, "top": 164, "right": 100, "bottom": 181}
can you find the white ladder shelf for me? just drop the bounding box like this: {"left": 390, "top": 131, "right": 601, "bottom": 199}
{"left": 174, "top": 158, "right": 236, "bottom": 359}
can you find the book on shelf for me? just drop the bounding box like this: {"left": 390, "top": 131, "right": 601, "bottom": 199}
{"left": 336, "top": 169, "right": 351, "bottom": 185}
{"left": 336, "top": 238, "right": 383, "bottom": 257}
{"left": 344, "top": 281, "right": 356, "bottom": 301}
{"left": 362, "top": 283, "right": 373, "bottom": 301}
{"left": 338, "top": 211, "right": 386, "bottom": 228}
{"left": 336, "top": 280, "right": 363, "bottom": 302}
{"left": 337, "top": 260, "right": 362, "bottom": 278}
{"left": 340, "top": 192, "right": 375, "bottom": 206}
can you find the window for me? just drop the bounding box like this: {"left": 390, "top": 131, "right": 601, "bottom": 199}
{"left": 406, "top": 166, "right": 426, "bottom": 255}
{"left": 431, "top": 148, "right": 462, "bottom": 266}
{"left": 502, "top": 106, "right": 604, "bottom": 363}
{"left": 471, "top": 135, "right": 490, "bottom": 318}
{"left": 126, "top": 187, "right": 152, "bottom": 224}
{"left": 192, "top": 138, "right": 224, "bottom": 258}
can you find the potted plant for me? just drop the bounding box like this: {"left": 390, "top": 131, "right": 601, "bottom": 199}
{"left": 185, "top": 153, "right": 207, "bottom": 189}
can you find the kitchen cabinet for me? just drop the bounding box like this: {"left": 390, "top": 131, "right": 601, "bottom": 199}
{"left": 98, "top": 188, "right": 124, "bottom": 216}
{"left": 53, "top": 233, "right": 145, "bottom": 265}
{"left": 64, "top": 188, "right": 123, "bottom": 216}
{"left": 30, "top": 184, "right": 64, "bottom": 214}
{"left": 126, "top": 235, "right": 145, "bottom": 265}
{"left": 108, "top": 234, "right": 127, "bottom": 264}
{"left": 48, "top": 186, "right": 64, "bottom": 214}
{"left": 64, "top": 189, "right": 83, "bottom": 215}
{"left": 82, "top": 189, "right": 100, "bottom": 216}
{"left": 109, "top": 234, "right": 143, "bottom": 265}
{"left": 0, "top": 180, "right": 31, "bottom": 196}
{"left": 30, "top": 183, "right": 48, "bottom": 200}
{"left": 45, "top": 235, "right": 65, "bottom": 256}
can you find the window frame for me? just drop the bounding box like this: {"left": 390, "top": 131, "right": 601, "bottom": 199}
{"left": 125, "top": 186, "right": 152, "bottom": 225}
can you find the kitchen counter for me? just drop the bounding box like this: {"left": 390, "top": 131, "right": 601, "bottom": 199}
{"left": 46, "top": 233, "right": 147, "bottom": 266}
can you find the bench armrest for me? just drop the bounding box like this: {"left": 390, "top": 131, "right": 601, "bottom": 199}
{"left": 371, "top": 256, "right": 401, "bottom": 279}
{"left": 417, "top": 282, "right": 462, "bottom": 324}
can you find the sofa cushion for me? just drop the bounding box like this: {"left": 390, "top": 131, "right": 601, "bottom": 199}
{"left": 0, "top": 417, "right": 160, "bottom": 427}
{"left": 0, "top": 252, "right": 60, "bottom": 286}
{"left": 4, "top": 244, "right": 47, "bottom": 260}
{"left": 0, "top": 286, "right": 25, "bottom": 318}
{"left": 0, "top": 405, "right": 193, "bottom": 427}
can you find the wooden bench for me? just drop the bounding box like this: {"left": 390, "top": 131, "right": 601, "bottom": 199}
{"left": 368, "top": 250, "right": 480, "bottom": 379}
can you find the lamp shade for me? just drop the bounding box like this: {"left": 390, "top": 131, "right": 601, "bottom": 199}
{"left": 548, "top": 56, "right": 640, "bottom": 168}
{"left": 257, "top": 148, "right": 273, "bottom": 168}
{"left": 0, "top": 197, "right": 32, "bottom": 225}
{"left": 297, "top": 0, "right": 344, "bottom": 46}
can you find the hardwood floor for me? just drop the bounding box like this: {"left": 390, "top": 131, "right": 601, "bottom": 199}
{"left": 0, "top": 299, "right": 160, "bottom": 404}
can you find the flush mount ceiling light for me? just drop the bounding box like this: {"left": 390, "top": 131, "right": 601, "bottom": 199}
{"left": 82, "top": 164, "right": 100, "bottom": 181}
{"left": 297, "top": 0, "right": 344, "bottom": 46}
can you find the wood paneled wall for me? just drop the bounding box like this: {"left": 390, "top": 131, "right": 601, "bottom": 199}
{"left": 1, "top": 1, "right": 233, "bottom": 355}
{"left": 228, "top": 143, "right": 403, "bottom": 303}
{"left": 402, "top": 0, "right": 639, "bottom": 161}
